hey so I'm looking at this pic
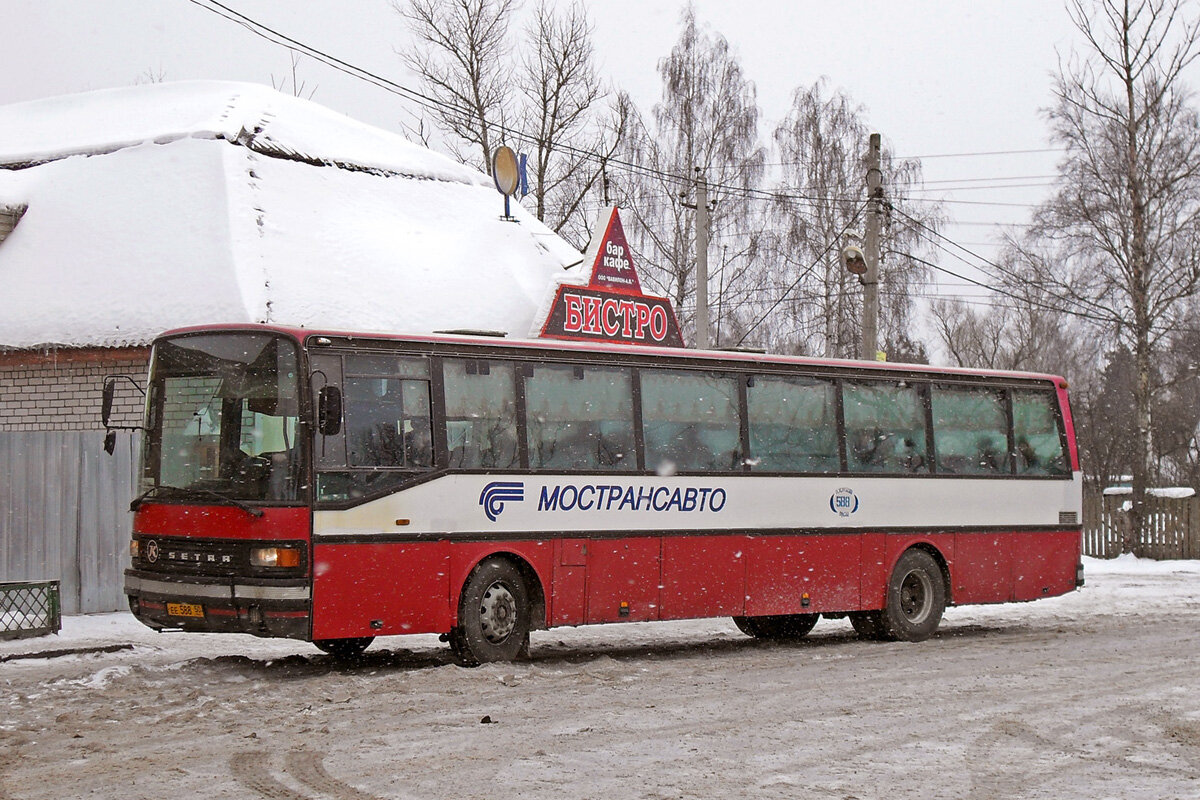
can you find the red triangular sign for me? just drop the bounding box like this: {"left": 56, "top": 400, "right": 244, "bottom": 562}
{"left": 585, "top": 208, "right": 642, "bottom": 293}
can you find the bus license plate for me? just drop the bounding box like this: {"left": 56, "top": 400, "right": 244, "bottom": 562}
{"left": 167, "top": 602, "right": 204, "bottom": 618}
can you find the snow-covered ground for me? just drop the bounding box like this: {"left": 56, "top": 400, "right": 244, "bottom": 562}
{"left": 3, "top": 555, "right": 1199, "bottom": 799}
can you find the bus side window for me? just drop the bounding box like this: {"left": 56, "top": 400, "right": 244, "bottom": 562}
{"left": 843, "top": 380, "right": 930, "bottom": 474}
{"left": 524, "top": 364, "right": 636, "bottom": 471}
{"left": 746, "top": 375, "right": 839, "bottom": 473}
{"left": 442, "top": 359, "right": 520, "bottom": 470}
{"left": 641, "top": 370, "right": 741, "bottom": 473}
{"left": 343, "top": 355, "right": 432, "bottom": 470}
{"left": 931, "top": 385, "right": 1010, "bottom": 475}
{"left": 1012, "top": 389, "right": 1069, "bottom": 476}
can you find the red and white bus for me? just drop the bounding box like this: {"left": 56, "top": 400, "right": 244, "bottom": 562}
{"left": 112, "top": 324, "right": 1083, "bottom": 663}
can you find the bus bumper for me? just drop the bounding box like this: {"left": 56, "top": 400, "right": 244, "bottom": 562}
{"left": 124, "top": 569, "right": 311, "bottom": 640}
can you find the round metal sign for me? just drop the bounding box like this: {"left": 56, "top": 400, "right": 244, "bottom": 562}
{"left": 492, "top": 146, "right": 520, "bottom": 196}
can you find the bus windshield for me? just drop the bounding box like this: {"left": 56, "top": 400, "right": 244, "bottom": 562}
{"left": 140, "top": 333, "right": 305, "bottom": 504}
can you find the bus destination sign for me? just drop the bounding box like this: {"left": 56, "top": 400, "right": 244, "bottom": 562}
{"left": 536, "top": 207, "right": 685, "bottom": 348}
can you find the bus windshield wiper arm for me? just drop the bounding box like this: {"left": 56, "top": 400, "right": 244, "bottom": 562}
{"left": 130, "top": 485, "right": 264, "bottom": 517}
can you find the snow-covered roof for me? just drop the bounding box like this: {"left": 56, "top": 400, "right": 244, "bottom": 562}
{"left": 0, "top": 81, "right": 581, "bottom": 349}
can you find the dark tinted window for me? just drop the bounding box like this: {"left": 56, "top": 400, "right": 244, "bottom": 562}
{"left": 525, "top": 365, "right": 635, "bottom": 470}
{"left": 343, "top": 356, "right": 432, "bottom": 469}
{"left": 931, "top": 385, "right": 1009, "bottom": 475}
{"left": 1013, "top": 388, "right": 1070, "bottom": 475}
{"left": 443, "top": 359, "right": 520, "bottom": 470}
{"left": 641, "top": 370, "right": 741, "bottom": 472}
{"left": 843, "top": 380, "right": 929, "bottom": 474}
{"left": 747, "top": 376, "right": 839, "bottom": 472}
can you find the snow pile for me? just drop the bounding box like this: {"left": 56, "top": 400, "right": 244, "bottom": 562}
{"left": 0, "top": 82, "right": 582, "bottom": 349}
{"left": 1102, "top": 486, "right": 1196, "bottom": 498}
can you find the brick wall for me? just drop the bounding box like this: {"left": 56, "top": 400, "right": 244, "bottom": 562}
{"left": 0, "top": 347, "right": 150, "bottom": 431}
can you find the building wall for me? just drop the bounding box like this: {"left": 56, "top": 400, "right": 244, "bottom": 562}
{"left": 0, "top": 347, "right": 149, "bottom": 431}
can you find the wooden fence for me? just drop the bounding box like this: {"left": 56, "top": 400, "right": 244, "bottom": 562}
{"left": 1082, "top": 488, "right": 1200, "bottom": 559}
{"left": 0, "top": 431, "right": 136, "bottom": 614}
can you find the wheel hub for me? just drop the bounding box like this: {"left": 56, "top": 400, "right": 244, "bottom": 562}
{"left": 899, "top": 570, "right": 933, "bottom": 624}
{"left": 479, "top": 581, "right": 517, "bottom": 643}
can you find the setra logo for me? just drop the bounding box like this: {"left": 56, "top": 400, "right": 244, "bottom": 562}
{"left": 829, "top": 488, "right": 860, "bottom": 517}
{"left": 145, "top": 539, "right": 160, "bottom": 563}
{"left": 480, "top": 481, "right": 525, "bottom": 522}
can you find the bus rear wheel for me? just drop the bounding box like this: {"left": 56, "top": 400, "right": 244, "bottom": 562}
{"left": 732, "top": 613, "right": 819, "bottom": 640}
{"left": 313, "top": 636, "right": 374, "bottom": 660}
{"left": 881, "top": 549, "right": 945, "bottom": 642}
{"left": 450, "top": 558, "right": 531, "bottom": 666}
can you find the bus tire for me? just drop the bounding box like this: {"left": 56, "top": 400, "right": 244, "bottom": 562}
{"left": 848, "top": 611, "right": 887, "bottom": 640}
{"left": 732, "top": 613, "right": 819, "bottom": 640}
{"left": 450, "top": 558, "right": 531, "bottom": 666}
{"left": 881, "top": 549, "right": 945, "bottom": 642}
{"left": 313, "top": 637, "right": 374, "bottom": 660}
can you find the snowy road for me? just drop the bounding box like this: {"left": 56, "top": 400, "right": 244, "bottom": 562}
{"left": 2, "top": 557, "right": 1199, "bottom": 800}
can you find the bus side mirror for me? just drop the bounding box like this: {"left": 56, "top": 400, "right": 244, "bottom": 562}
{"left": 318, "top": 386, "right": 342, "bottom": 436}
{"left": 103, "top": 430, "right": 117, "bottom": 455}
{"left": 101, "top": 378, "right": 116, "bottom": 427}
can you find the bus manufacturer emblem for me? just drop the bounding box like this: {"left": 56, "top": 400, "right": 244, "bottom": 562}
{"left": 145, "top": 539, "right": 160, "bottom": 563}
{"left": 830, "top": 488, "right": 859, "bottom": 517}
{"left": 480, "top": 481, "right": 525, "bottom": 522}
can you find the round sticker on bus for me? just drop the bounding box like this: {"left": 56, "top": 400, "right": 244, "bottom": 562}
{"left": 830, "top": 488, "right": 859, "bottom": 517}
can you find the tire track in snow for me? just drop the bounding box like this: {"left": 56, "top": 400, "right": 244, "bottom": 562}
{"left": 285, "top": 749, "right": 389, "bottom": 800}
{"left": 229, "top": 751, "right": 313, "bottom": 800}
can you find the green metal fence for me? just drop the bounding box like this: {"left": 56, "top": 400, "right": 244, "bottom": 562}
{"left": 0, "top": 580, "right": 61, "bottom": 640}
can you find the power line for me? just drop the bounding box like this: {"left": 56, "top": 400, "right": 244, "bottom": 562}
{"left": 733, "top": 200, "right": 868, "bottom": 347}
{"left": 894, "top": 148, "right": 1064, "bottom": 160}
{"left": 919, "top": 174, "right": 1058, "bottom": 186}
{"left": 892, "top": 206, "right": 1119, "bottom": 323}
{"left": 898, "top": 253, "right": 1112, "bottom": 325}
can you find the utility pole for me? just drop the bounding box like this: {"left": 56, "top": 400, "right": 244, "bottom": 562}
{"left": 861, "top": 133, "right": 882, "bottom": 361}
{"left": 694, "top": 167, "right": 710, "bottom": 350}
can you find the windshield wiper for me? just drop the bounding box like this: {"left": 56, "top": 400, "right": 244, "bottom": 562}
{"left": 130, "top": 485, "right": 264, "bottom": 517}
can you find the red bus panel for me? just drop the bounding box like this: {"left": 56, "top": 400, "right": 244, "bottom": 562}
{"left": 311, "top": 542, "right": 450, "bottom": 640}
{"left": 660, "top": 536, "right": 746, "bottom": 619}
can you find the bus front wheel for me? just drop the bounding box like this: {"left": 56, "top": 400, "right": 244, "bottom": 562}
{"left": 450, "top": 558, "right": 531, "bottom": 666}
{"left": 732, "top": 613, "right": 819, "bottom": 639}
{"left": 881, "top": 549, "right": 945, "bottom": 642}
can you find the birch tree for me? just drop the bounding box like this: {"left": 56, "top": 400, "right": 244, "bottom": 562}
{"left": 1032, "top": 0, "right": 1200, "bottom": 547}
{"left": 767, "top": 80, "right": 936, "bottom": 358}
{"left": 618, "top": 6, "right": 766, "bottom": 345}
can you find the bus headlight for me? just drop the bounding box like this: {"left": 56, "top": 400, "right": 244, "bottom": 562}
{"left": 250, "top": 546, "right": 302, "bottom": 568}
{"left": 130, "top": 539, "right": 139, "bottom": 559}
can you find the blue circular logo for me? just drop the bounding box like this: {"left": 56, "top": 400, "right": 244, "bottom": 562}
{"left": 829, "top": 488, "right": 859, "bottom": 517}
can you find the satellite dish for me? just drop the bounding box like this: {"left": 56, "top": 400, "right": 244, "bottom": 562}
{"left": 492, "top": 146, "right": 520, "bottom": 196}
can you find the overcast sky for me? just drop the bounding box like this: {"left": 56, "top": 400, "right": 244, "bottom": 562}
{"left": 0, "top": 1, "right": 1125, "bottom": 299}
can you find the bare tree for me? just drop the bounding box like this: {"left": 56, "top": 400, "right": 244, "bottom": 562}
{"left": 1030, "top": 0, "right": 1200, "bottom": 548}
{"left": 550, "top": 89, "right": 637, "bottom": 249}
{"left": 618, "top": 6, "right": 766, "bottom": 345}
{"left": 517, "top": 1, "right": 602, "bottom": 227}
{"left": 397, "top": 0, "right": 517, "bottom": 173}
{"left": 767, "top": 80, "right": 936, "bottom": 358}
{"left": 271, "top": 50, "right": 318, "bottom": 99}
{"left": 134, "top": 65, "right": 167, "bottom": 85}
{"left": 931, "top": 250, "right": 1099, "bottom": 376}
